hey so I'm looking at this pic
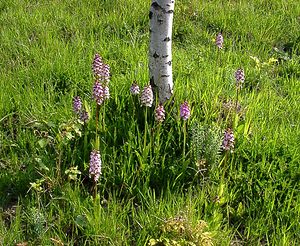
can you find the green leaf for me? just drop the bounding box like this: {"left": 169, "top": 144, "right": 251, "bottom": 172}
{"left": 38, "top": 139, "right": 48, "bottom": 148}
{"left": 75, "top": 215, "right": 88, "bottom": 229}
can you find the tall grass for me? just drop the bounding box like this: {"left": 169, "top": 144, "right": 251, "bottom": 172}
{"left": 1, "top": 0, "right": 300, "bottom": 245}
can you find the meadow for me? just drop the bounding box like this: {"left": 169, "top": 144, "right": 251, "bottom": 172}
{"left": 1, "top": 0, "right": 300, "bottom": 245}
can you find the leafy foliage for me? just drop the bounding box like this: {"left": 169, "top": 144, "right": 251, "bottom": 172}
{"left": 0, "top": 0, "right": 300, "bottom": 245}
{"left": 190, "top": 123, "right": 222, "bottom": 174}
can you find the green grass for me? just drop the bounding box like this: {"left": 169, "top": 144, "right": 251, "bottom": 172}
{"left": 1, "top": 0, "right": 300, "bottom": 245}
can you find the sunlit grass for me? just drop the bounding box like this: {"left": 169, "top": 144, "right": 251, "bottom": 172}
{"left": 1, "top": 0, "right": 300, "bottom": 245}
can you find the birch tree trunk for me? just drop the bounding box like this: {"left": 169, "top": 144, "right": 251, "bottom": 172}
{"left": 149, "top": 0, "right": 175, "bottom": 104}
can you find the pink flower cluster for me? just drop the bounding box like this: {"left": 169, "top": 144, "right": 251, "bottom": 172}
{"left": 92, "top": 54, "right": 110, "bottom": 82}
{"left": 93, "top": 81, "right": 110, "bottom": 105}
{"left": 180, "top": 101, "right": 191, "bottom": 121}
{"left": 73, "top": 96, "right": 82, "bottom": 114}
{"left": 155, "top": 104, "right": 165, "bottom": 123}
{"left": 235, "top": 68, "right": 245, "bottom": 89}
{"left": 89, "top": 150, "right": 102, "bottom": 182}
{"left": 130, "top": 83, "right": 140, "bottom": 95}
{"left": 130, "top": 83, "right": 192, "bottom": 123}
{"left": 216, "top": 33, "right": 224, "bottom": 49}
{"left": 73, "top": 96, "right": 89, "bottom": 123}
{"left": 140, "top": 85, "right": 154, "bottom": 107}
{"left": 222, "top": 128, "right": 235, "bottom": 151}
{"left": 92, "top": 54, "right": 110, "bottom": 105}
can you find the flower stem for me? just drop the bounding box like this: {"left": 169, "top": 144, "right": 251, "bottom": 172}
{"left": 217, "top": 49, "right": 221, "bottom": 67}
{"left": 102, "top": 103, "right": 106, "bottom": 132}
{"left": 95, "top": 104, "right": 100, "bottom": 150}
{"left": 83, "top": 124, "right": 88, "bottom": 161}
{"left": 96, "top": 104, "right": 99, "bottom": 134}
{"left": 234, "top": 87, "right": 240, "bottom": 129}
{"left": 143, "top": 107, "right": 148, "bottom": 151}
{"left": 183, "top": 121, "right": 187, "bottom": 156}
{"left": 93, "top": 180, "right": 98, "bottom": 199}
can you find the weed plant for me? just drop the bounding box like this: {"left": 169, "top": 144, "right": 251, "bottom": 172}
{"left": 1, "top": 0, "right": 300, "bottom": 245}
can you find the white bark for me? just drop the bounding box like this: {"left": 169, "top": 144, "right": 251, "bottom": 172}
{"left": 149, "top": 0, "right": 175, "bottom": 104}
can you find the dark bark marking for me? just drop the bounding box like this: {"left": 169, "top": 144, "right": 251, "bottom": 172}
{"left": 162, "top": 55, "right": 169, "bottom": 58}
{"left": 163, "top": 37, "right": 171, "bottom": 42}
{"left": 166, "top": 61, "right": 172, "bottom": 66}
{"left": 150, "top": 76, "right": 156, "bottom": 89}
{"left": 153, "top": 52, "right": 159, "bottom": 58}
{"left": 151, "top": 1, "right": 173, "bottom": 14}
{"left": 161, "top": 75, "right": 170, "bottom": 78}
{"left": 149, "top": 11, "right": 153, "bottom": 19}
{"left": 151, "top": 2, "right": 162, "bottom": 10}
{"left": 150, "top": 76, "right": 158, "bottom": 98}
{"left": 158, "top": 18, "right": 164, "bottom": 25}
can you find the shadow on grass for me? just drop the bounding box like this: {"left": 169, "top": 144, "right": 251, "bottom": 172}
{"left": 0, "top": 169, "right": 37, "bottom": 209}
